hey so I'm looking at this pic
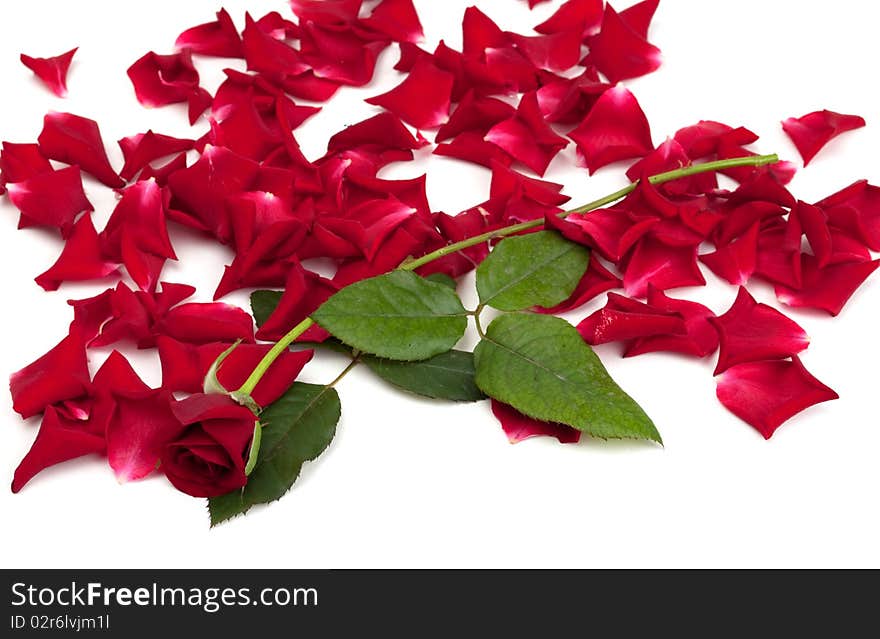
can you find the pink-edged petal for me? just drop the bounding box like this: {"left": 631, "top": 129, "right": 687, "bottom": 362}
{"left": 118, "top": 130, "right": 195, "bottom": 182}
{"left": 716, "top": 357, "right": 838, "bottom": 439}
{"left": 699, "top": 223, "right": 759, "bottom": 286}
{"left": 577, "top": 292, "right": 686, "bottom": 345}
{"left": 623, "top": 236, "right": 705, "bottom": 297}
{"left": 485, "top": 91, "right": 568, "bottom": 176}
{"left": 9, "top": 332, "right": 91, "bottom": 419}
{"left": 775, "top": 256, "right": 879, "bottom": 316}
{"left": 536, "top": 256, "right": 621, "bottom": 314}
{"left": 157, "top": 302, "right": 255, "bottom": 344}
{"left": 535, "top": 0, "right": 603, "bottom": 37}
{"left": 491, "top": 400, "right": 581, "bottom": 444}
{"left": 37, "top": 111, "right": 123, "bottom": 187}
{"left": 100, "top": 179, "right": 176, "bottom": 264}
{"left": 12, "top": 405, "right": 105, "bottom": 493}
{"left": 568, "top": 86, "right": 653, "bottom": 175}
{"left": 175, "top": 8, "right": 243, "bottom": 58}
{"left": 782, "top": 109, "right": 865, "bottom": 166}
{"left": 6, "top": 165, "right": 92, "bottom": 237}
{"left": 34, "top": 214, "right": 119, "bottom": 292}
{"left": 366, "top": 59, "right": 454, "bottom": 129}
{"left": 584, "top": 3, "right": 662, "bottom": 83}
{"left": 20, "top": 48, "right": 77, "bottom": 97}
{"left": 625, "top": 286, "right": 719, "bottom": 358}
{"left": 360, "top": 0, "right": 424, "bottom": 43}
{"left": 709, "top": 286, "right": 810, "bottom": 375}
{"left": 816, "top": 180, "right": 880, "bottom": 251}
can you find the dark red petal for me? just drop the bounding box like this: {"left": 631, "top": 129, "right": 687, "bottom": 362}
{"left": 485, "top": 91, "right": 568, "bottom": 176}
{"left": 725, "top": 171, "right": 797, "bottom": 209}
{"left": 6, "top": 165, "right": 92, "bottom": 237}
{"left": 366, "top": 59, "right": 454, "bottom": 129}
{"left": 584, "top": 3, "right": 662, "bottom": 83}
{"left": 34, "top": 214, "right": 119, "bottom": 292}
{"left": 138, "top": 152, "right": 188, "bottom": 186}
{"left": 299, "top": 22, "right": 384, "bottom": 87}
{"left": 435, "top": 91, "right": 514, "bottom": 142}
{"left": 623, "top": 237, "right": 705, "bottom": 297}
{"left": 241, "top": 13, "right": 309, "bottom": 76}
{"left": 699, "top": 223, "right": 759, "bottom": 286}
{"left": 816, "top": 180, "right": 880, "bottom": 251}
{"left": 157, "top": 302, "right": 255, "bottom": 345}
{"left": 360, "top": 0, "right": 424, "bottom": 43}
{"left": 536, "top": 67, "right": 610, "bottom": 125}
{"left": 536, "top": 256, "right": 622, "bottom": 314}
{"left": 506, "top": 29, "right": 583, "bottom": 73}
{"left": 619, "top": 0, "right": 660, "bottom": 38}
{"left": 118, "top": 130, "right": 194, "bottom": 182}
{"left": 290, "top": 0, "right": 362, "bottom": 24}
{"left": 68, "top": 287, "right": 114, "bottom": 345}
{"left": 568, "top": 86, "right": 653, "bottom": 175}
{"left": 793, "top": 201, "right": 833, "bottom": 268}
{"left": 548, "top": 207, "right": 654, "bottom": 262}
{"left": 491, "top": 400, "right": 581, "bottom": 444}
{"left": 175, "top": 8, "right": 243, "bottom": 58}
{"left": 716, "top": 357, "right": 838, "bottom": 439}
{"left": 11, "top": 406, "right": 105, "bottom": 493}
{"left": 0, "top": 142, "right": 53, "bottom": 184}
{"left": 170, "top": 392, "right": 256, "bottom": 425}
{"left": 9, "top": 332, "right": 91, "bottom": 419}
{"left": 754, "top": 215, "right": 803, "bottom": 289}
{"left": 434, "top": 132, "right": 511, "bottom": 168}
{"left": 157, "top": 338, "right": 313, "bottom": 407}
{"left": 714, "top": 201, "right": 786, "bottom": 246}
{"left": 20, "top": 47, "right": 77, "bottom": 97}
{"left": 577, "top": 293, "right": 686, "bottom": 345}
{"left": 462, "top": 6, "right": 509, "bottom": 57}
{"left": 625, "top": 286, "right": 719, "bottom": 358}
{"left": 100, "top": 179, "right": 176, "bottom": 263}
{"left": 535, "top": 0, "right": 603, "bottom": 37}
{"left": 673, "top": 120, "right": 759, "bottom": 160}
{"left": 328, "top": 112, "right": 427, "bottom": 156}
{"left": 782, "top": 109, "right": 866, "bottom": 166}
{"left": 776, "top": 256, "right": 879, "bottom": 316}
{"left": 256, "top": 263, "right": 340, "bottom": 342}
{"left": 709, "top": 287, "right": 810, "bottom": 375}
{"left": 37, "top": 111, "right": 123, "bottom": 188}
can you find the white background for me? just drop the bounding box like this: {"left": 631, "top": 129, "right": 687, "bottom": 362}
{"left": 1, "top": 0, "right": 878, "bottom": 568}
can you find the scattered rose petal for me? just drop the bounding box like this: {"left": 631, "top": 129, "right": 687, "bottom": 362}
{"left": 34, "top": 214, "right": 119, "bottom": 292}
{"left": 816, "top": 180, "right": 880, "bottom": 251}
{"left": 157, "top": 302, "right": 255, "bottom": 345}
{"left": 775, "top": 256, "right": 879, "bottom": 316}
{"left": 6, "top": 165, "right": 92, "bottom": 237}
{"left": 366, "top": 59, "right": 454, "bottom": 129}
{"left": 38, "top": 112, "right": 123, "bottom": 188}
{"left": 485, "top": 91, "right": 568, "bottom": 176}
{"left": 625, "top": 286, "right": 719, "bottom": 358}
{"left": 577, "top": 293, "right": 686, "bottom": 345}
{"left": 118, "top": 131, "right": 195, "bottom": 182}
{"left": 175, "top": 8, "right": 243, "bottom": 58}
{"left": 535, "top": 0, "right": 603, "bottom": 37}
{"left": 491, "top": 400, "right": 581, "bottom": 444}
{"left": 623, "top": 236, "right": 705, "bottom": 297}
{"left": 20, "top": 48, "right": 77, "bottom": 97}
{"left": 782, "top": 109, "right": 866, "bottom": 166}
{"left": 716, "top": 357, "right": 838, "bottom": 439}
{"left": 9, "top": 332, "right": 91, "bottom": 419}
{"left": 584, "top": 3, "right": 662, "bottom": 83}
{"left": 699, "top": 223, "right": 759, "bottom": 286}
{"left": 360, "top": 0, "right": 424, "bottom": 43}
{"left": 127, "top": 49, "right": 211, "bottom": 124}
{"left": 506, "top": 29, "right": 583, "bottom": 73}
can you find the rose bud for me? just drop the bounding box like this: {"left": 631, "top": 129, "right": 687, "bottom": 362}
{"left": 161, "top": 393, "right": 257, "bottom": 498}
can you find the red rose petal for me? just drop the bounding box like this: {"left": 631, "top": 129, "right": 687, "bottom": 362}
{"left": 175, "top": 8, "right": 243, "bottom": 58}
{"left": 754, "top": 215, "right": 803, "bottom": 289}
{"left": 157, "top": 302, "right": 255, "bottom": 345}
{"left": 568, "top": 86, "right": 654, "bottom": 175}
{"left": 816, "top": 180, "right": 880, "bottom": 251}
{"left": 673, "top": 120, "right": 759, "bottom": 160}
{"left": 9, "top": 332, "right": 91, "bottom": 419}
{"left": 548, "top": 206, "right": 655, "bottom": 262}
{"left": 37, "top": 112, "right": 123, "bottom": 188}
{"left": 775, "top": 256, "right": 879, "bottom": 316}
{"left": 793, "top": 201, "right": 834, "bottom": 268}
{"left": 536, "top": 256, "right": 622, "bottom": 314}
{"left": 360, "top": 0, "right": 424, "bottom": 43}
{"left": 256, "top": 263, "right": 340, "bottom": 342}
{"left": 462, "top": 6, "right": 509, "bottom": 57}
{"left": 584, "top": 3, "right": 662, "bottom": 83}
{"left": 34, "top": 214, "right": 119, "bottom": 292}
{"left": 0, "top": 142, "right": 53, "bottom": 186}
{"left": 290, "top": 0, "right": 362, "bottom": 24}
{"left": 241, "top": 13, "right": 309, "bottom": 77}
{"left": 716, "top": 357, "right": 838, "bottom": 439}
{"left": 491, "top": 400, "right": 581, "bottom": 444}
{"left": 577, "top": 292, "right": 687, "bottom": 346}
{"left": 623, "top": 236, "right": 705, "bottom": 297}
{"left": 20, "top": 48, "right": 77, "bottom": 98}
{"left": 535, "top": 0, "right": 603, "bottom": 37}
{"left": 485, "top": 91, "right": 569, "bottom": 176}
{"left": 620, "top": 0, "right": 660, "bottom": 38}
{"left": 436, "top": 91, "right": 514, "bottom": 143}
{"left": 536, "top": 67, "right": 610, "bottom": 125}
{"left": 506, "top": 29, "right": 584, "bottom": 73}
{"left": 138, "top": 152, "right": 188, "bottom": 186}
{"left": 625, "top": 286, "right": 719, "bottom": 358}
{"left": 434, "top": 132, "right": 512, "bottom": 168}
{"left": 11, "top": 405, "right": 106, "bottom": 493}
{"left": 299, "top": 22, "right": 385, "bottom": 87}
{"left": 709, "top": 287, "right": 810, "bottom": 375}
{"left": 782, "top": 109, "right": 866, "bottom": 166}
{"left": 127, "top": 49, "right": 211, "bottom": 124}
{"left": 6, "top": 165, "right": 92, "bottom": 237}
{"left": 366, "top": 59, "right": 454, "bottom": 129}
{"left": 118, "top": 130, "right": 195, "bottom": 182}
{"left": 699, "top": 223, "right": 759, "bottom": 286}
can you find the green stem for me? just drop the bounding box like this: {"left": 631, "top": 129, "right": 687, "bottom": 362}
{"left": 232, "top": 153, "right": 778, "bottom": 405}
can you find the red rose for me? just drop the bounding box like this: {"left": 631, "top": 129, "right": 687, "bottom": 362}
{"left": 161, "top": 393, "right": 257, "bottom": 498}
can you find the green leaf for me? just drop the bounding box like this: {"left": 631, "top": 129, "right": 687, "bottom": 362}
{"left": 424, "top": 272, "right": 458, "bottom": 290}
{"left": 208, "top": 382, "right": 341, "bottom": 525}
{"left": 475, "top": 231, "right": 590, "bottom": 311}
{"left": 251, "top": 290, "right": 283, "bottom": 328}
{"left": 363, "top": 350, "right": 486, "bottom": 402}
{"left": 473, "top": 313, "right": 661, "bottom": 443}
{"left": 311, "top": 270, "right": 468, "bottom": 361}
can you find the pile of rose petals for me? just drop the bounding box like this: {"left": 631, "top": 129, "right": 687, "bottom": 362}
{"left": 4, "top": 0, "right": 879, "bottom": 497}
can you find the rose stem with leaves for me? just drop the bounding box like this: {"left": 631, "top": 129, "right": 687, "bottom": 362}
{"left": 230, "top": 154, "right": 780, "bottom": 408}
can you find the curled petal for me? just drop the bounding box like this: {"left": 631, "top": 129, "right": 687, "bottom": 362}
{"left": 536, "top": 67, "right": 610, "bottom": 125}
{"left": 118, "top": 131, "right": 194, "bottom": 182}
{"left": 485, "top": 91, "right": 568, "bottom": 176}
{"left": 299, "top": 22, "right": 384, "bottom": 87}
{"left": 794, "top": 201, "right": 833, "bottom": 268}
{"left": 256, "top": 263, "right": 339, "bottom": 342}
{"left": 584, "top": 4, "right": 661, "bottom": 83}
{"left": 716, "top": 357, "right": 838, "bottom": 439}
{"left": 34, "top": 214, "right": 119, "bottom": 292}
{"left": 577, "top": 293, "right": 686, "bottom": 345}
{"left": 9, "top": 332, "right": 91, "bottom": 419}
{"left": 366, "top": 59, "right": 454, "bottom": 129}
{"left": 38, "top": 112, "right": 123, "bottom": 188}
{"left": 491, "top": 400, "right": 581, "bottom": 444}
{"left": 568, "top": 86, "right": 653, "bottom": 175}
{"left": 436, "top": 91, "right": 514, "bottom": 142}
{"left": 699, "top": 223, "right": 759, "bottom": 286}
{"left": 535, "top": 0, "right": 603, "bottom": 37}
{"left": 776, "top": 256, "right": 879, "bottom": 316}
{"left": 360, "top": 0, "right": 424, "bottom": 43}
{"left": 673, "top": 120, "right": 758, "bottom": 160}
{"left": 782, "top": 110, "right": 865, "bottom": 166}
{"left": 175, "top": 8, "right": 243, "bottom": 58}
{"left": 6, "top": 165, "right": 92, "bottom": 237}
{"left": 242, "top": 13, "right": 308, "bottom": 76}
{"left": 709, "top": 287, "right": 810, "bottom": 375}
{"left": 157, "top": 302, "right": 255, "bottom": 344}
{"left": 623, "top": 236, "right": 705, "bottom": 298}
{"left": 625, "top": 286, "right": 719, "bottom": 358}
{"left": 20, "top": 48, "right": 77, "bottom": 97}
{"left": 816, "top": 180, "right": 880, "bottom": 251}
